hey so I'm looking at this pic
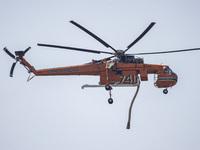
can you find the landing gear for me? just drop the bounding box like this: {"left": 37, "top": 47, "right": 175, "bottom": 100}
{"left": 105, "top": 84, "right": 112, "bottom": 91}
{"left": 108, "top": 98, "right": 113, "bottom": 104}
{"left": 105, "top": 85, "right": 113, "bottom": 104}
{"left": 163, "top": 88, "right": 168, "bottom": 94}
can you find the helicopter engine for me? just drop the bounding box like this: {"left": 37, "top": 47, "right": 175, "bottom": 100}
{"left": 119, "top": 55, "right": 144, "bottom": 63}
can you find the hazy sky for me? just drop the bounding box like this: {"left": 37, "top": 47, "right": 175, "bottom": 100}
{"left": 1, "top": 0, "right": 200, "bottom": 150}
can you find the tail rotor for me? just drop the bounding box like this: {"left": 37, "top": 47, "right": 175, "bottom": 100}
{"left": 3, "top": 47, "right": 31, "bottom": 77}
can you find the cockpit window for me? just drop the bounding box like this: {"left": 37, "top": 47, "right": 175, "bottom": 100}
{"left": 168, "top": 68, "right": 177, "bottom": 76}
{"left": 163, "top": 67, "right": 168, "bottom": 73}
{"left": 163, "top": 67, "right": 176, "bottom": 76}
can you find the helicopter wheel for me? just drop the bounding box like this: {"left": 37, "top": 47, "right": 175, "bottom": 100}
{"left": 163, "top": 89, "right": 168, "bottom": 94}
{"left": 108, "top": 98, "right": 113, "bottom": 104}
{"left": 105, "top": 84, "right": 112, "bottom": 91}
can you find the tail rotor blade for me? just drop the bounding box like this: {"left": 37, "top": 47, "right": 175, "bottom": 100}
{"left": 125, "top": 22, "right": 156, "bottom": 53}
{"left": 10, "top": 62, "right": 17, "bottom": 77}
{"left": 24, "top": 47, "right": 31, "bottom": 54}
{"left": 3, "top": 47, "right": 15, "bottom": 59}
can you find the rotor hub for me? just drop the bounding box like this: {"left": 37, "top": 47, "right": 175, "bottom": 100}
{"left": 115, "top": 50, "right": 124, "bottom": 57}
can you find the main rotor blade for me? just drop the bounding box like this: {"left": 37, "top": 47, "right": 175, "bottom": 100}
{"left": 37, "top": 43, "right": 114, "bottom": 55}
{"left": 70, "top": 20, "right": 117, "bottom": 52}
{"left": 95, "top": 56, "right": 115, "bottom": 63}
{"left": 132, "top": 48, "right": 200, "bottom": 55}
{"left": 125, "top": 22, "right": 156, "bottom": 53}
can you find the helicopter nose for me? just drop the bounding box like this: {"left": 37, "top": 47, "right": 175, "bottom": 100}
{"left": 154, "top": 70, "right": 178, "bottom": 88}
{"left": 170, "top": 71, "right": 178, "bottom": 86}
{"left": 175, "top": 74, "right": 178, "bottom": 84}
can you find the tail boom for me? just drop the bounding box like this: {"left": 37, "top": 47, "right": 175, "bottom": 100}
{"left": 20, "top": 57, "right": 104, "bottom": 76}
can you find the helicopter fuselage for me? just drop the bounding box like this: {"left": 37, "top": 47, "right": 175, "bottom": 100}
{"left": 20, "top": 56, "right": 177, "bottom": 89}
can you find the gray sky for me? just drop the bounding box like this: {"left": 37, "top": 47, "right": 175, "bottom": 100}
{"left": 1, "top": 0, "right": 200, "bottom": 150}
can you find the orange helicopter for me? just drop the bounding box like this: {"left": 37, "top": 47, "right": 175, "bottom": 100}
{"left": 3, "top": 20, "right": 200, "bottom": 129}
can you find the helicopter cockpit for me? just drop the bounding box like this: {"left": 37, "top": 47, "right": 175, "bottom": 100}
{"left": 154, "top": 66, "right": 178, "bottom": 93}
{"left": 163, "top": 66, "right": 177, "bottom": 76}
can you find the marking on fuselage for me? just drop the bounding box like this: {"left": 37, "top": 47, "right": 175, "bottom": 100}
{"left": 47, "top": 68, "right": 78, "bottom": 73}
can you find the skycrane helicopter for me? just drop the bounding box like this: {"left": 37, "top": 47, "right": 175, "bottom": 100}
{"left": 3, "top": 20, "right": 200, "bottom": 129}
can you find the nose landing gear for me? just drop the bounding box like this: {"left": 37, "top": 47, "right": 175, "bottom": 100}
{"left": 163, "top": 88, "right": 168, "bottom": 94}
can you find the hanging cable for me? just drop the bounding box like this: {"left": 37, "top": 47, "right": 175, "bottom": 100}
{"left": 126, "top": 84, "right": 140, "bottom": 129}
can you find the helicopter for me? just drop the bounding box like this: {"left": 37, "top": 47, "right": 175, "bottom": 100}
{"left": 3, "top": 20, "right": 200, "bottom": 129}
